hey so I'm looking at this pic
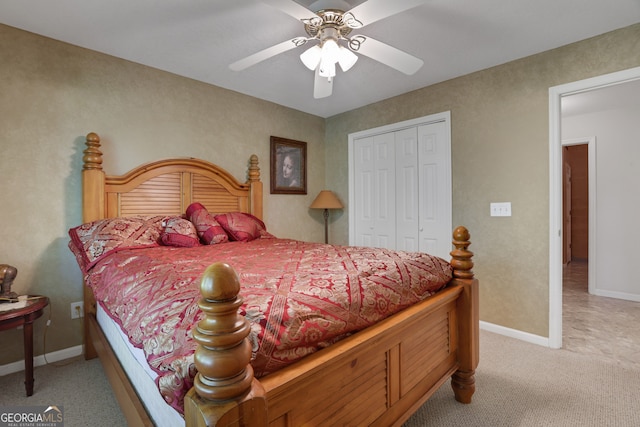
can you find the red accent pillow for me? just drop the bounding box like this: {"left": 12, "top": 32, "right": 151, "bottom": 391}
{"left": 68, "top": 216, "right": 167, "bottom": 269}
{"left": 186, "top": 202, "right": 228, "bottom": 245}
{"left": 214, "top": 212, "right": 270, "bottom": 242}
{"left": 160, "top": 217, "right": 200, "bottom": 248}
{"left": 68, "top": 240, "right": 89, "bottom": 274}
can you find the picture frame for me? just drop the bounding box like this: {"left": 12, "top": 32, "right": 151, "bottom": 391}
{"left": 270, "top": 136, "right": 307, "bottom": 195}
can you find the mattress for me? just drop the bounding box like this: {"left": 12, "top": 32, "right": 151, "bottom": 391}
{"left": 97, "top": 304, "right": 183, "bottom": 427}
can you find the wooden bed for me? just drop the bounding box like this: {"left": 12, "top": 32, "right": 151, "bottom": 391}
{"left": 79, "top": 132, "right": 479, "bottom": 427}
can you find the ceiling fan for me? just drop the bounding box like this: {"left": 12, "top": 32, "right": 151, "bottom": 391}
{"left": 229, "top": 0, "right": 428, "bottom": 98}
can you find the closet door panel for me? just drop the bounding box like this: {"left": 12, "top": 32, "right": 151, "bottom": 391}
{"left": 395, "top": 127, "right": 419, "bottom": 251}
{"left": 373, "top": 133, "right": 396, "bottom": 249}
{"left": 353, "top": 133, "right": 396, "bottom": 249}
{"left": 353, "top": 136, "right": 375, "bottom": 247}
{"left": 418, "top": 121, "right": 451, "bottom": 259}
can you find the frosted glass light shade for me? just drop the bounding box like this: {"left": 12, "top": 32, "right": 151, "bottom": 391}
{"left": 321, "top": 38, "right": 339, "bottom": 63}
{"left": 300, "top": 45, "right": 322, "bottom": 71}
{"left": 338, "top": 46, "right": 358, "bottom": 72}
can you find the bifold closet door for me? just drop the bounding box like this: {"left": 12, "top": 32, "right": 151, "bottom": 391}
{"left": 417, "top": 121, "right": 451, "bottom": 259}
{"left": 352, "top": 118, "right": 451, "bottom": 258}
{"left": 352, "top": 132, "right": 396, "bottom": 249}
{"left": 395, "top": 127, "right": 420, "bottom": 251}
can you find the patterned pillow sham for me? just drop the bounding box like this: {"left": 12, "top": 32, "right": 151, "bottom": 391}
{"left": 186, "top": 202, "right": 228, "bottom": 245}
{"left": 68, "top": 215, "right": 168, "bottom": 270}
{"left": 214, "top": 212, "right": 270, "bottom": 242}
{"left": 160, "top": 217, "right": 200, "bottom": 248}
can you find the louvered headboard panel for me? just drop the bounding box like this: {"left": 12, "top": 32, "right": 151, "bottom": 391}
{"left": 82, "top": 132, "right": 263, "bottom": 223}
{"left": 114, "top": 173, "right": 183, "bottom": 217}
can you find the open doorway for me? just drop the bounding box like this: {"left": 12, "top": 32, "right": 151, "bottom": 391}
{"left": 557, "top": 80, "right": 640, "bottom": 368}
{"left": 549, "top": 66, "right": 640, "bottom": 349}
{"left": 561, "top": 141, "right": 591, "bottom": 357}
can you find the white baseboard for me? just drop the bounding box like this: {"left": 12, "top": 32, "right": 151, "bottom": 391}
{"left": 0, "top": 345, "right": 83, "bottom": 376}
{"left": 480, "top": 321, "right": 550, "bottom": 347}
{"left": 592, "top": 288, "right": 640, "bottom": 302}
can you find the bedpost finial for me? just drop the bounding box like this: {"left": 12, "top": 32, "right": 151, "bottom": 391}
{"left": 450, "top": 226, "right": 474, "bottom": 279}
{"left": 192, "top": 262, "right": 255, "bottom": 401}
{"left": 199, "top": 263, "right": 241, "bottom": 301}
{"left": 83, "top": 132, "right": 103, "bottom": 171}
{"left": 248, "top": 154, "right": 260, "bottom": 182}
{"left": 453, "top": 225, "right": 470, "bottom": 242}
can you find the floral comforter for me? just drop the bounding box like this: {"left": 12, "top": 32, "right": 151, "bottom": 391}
{"left": 84, "top": 237, "right": 452, "bottom": 414}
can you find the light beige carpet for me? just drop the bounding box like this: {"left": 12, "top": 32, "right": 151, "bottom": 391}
{"left": 1, "top": 330, "right": 638, "bottom": 426}
{"left": 404, "top": 330, "right": 640, "bottom": 426}
{"left": 0, "top": 356, "right": 125, "bottom": 426}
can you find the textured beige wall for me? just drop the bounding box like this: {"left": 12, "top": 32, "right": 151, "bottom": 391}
{"left": 325, "top": 24, "right": 640, "bottom": 337}
{"left": 0, "top": 24, "right": 325, "bottom": 365}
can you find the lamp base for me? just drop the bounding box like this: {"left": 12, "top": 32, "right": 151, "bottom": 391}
{"left": 323, "top": 209, "right": 329, "bottom": 244}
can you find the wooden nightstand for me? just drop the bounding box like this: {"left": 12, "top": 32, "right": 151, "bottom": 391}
{"left": 0, "top": 295, "right": 49, "bottom": 396}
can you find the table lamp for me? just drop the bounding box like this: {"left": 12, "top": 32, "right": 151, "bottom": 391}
{"left": 310, "top": 190, "right": 344, "bottom": 244}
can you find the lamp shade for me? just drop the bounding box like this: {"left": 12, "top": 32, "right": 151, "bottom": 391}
{"left": 300, "top": 45, "right": 322, "bottom": 71}
{"left": 338, "top": 46, "right": 358, "bottom": 72}
{"left": 310, "top": 190, "right": 343, "bottom": 209}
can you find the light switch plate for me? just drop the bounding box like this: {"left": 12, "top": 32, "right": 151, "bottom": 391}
{"left": 490, "top": 202, "right": 512, "bottom": 217}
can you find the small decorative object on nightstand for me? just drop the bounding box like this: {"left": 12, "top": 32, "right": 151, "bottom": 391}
{"left": 310, "top": 190, "right": 344, "bottom": 244}
{"left": 0, "top": 294, "right": 49, "bottom": 396}
{"left": 0, "top": 264, "right": 19, "bottom": 303}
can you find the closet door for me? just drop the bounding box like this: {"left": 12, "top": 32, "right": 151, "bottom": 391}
{"left": 353, "top": 132, "right": 396, "bottom": 248}
{"left": 395, "top": 127, "right": 419, "bottom": 251}
{"left": 418, "top": 121, "right": 451, "bottom": 258}
{"left": 349, "top": 112, "right": 451, "bottom": 258}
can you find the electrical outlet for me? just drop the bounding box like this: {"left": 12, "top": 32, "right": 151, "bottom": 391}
{"left": 71, "top": 301, "right": 84, "bottom": 319}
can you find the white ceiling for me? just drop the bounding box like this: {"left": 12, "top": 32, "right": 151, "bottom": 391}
{"left": 2, "top": 0, "right": 639, "bottom": 118}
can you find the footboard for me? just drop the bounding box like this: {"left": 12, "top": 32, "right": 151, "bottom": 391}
{"left": 185, "top": 227, "right": 478, "bottom": 427}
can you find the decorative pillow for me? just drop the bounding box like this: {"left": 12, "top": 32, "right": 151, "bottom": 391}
{"left": 160, "top": 217, "right": 200, "bottom": 248}
{"left": 68, "top": 240, "right": 89, "bottom": 274}
{"left": 186, "top": 202, "right": 228, "bottom": 245}
{"left": 68, "top": 215, "right": 167, "bottom": 269}
{"left": 214, "top": 212, "right": 270, "bottom": 242}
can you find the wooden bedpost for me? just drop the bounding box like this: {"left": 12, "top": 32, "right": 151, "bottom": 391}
{"left": 82, "top": 132, "right": 105, "bottom": 223}
{"left": 184, "top": 263, "right": 267, "bottom": 427}
{"left": 247, "top": 154, "right": 263, "bottom": 220}
{"left": 82, "top": 132, "right": 106, "bottom": 360}
{"left": 449, "top": 226, "right": 480, "bottom": 404}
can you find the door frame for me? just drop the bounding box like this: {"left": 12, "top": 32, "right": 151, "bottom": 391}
{"left": 548, "top": 66, "right": 640, "bottom": 349}
{"left": 347, "top": 111, "right": 451, "bottom": 256}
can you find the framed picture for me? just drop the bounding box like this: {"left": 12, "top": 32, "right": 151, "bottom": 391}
{"left": 270, "top": 136, "right": 307, "bottom": 195}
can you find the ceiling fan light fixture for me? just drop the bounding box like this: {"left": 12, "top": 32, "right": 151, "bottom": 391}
{"left": 300, "top": 45, "right": 322, "bottom": 70}
{"left": 234, "top": 0, "right": 430, "bottom": 99}
{"left": 338, "top": 45, "right": 358, "bottom": 72}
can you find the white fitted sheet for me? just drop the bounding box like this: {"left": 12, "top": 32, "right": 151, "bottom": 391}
{"left": 97, "top": 304, "right": 184, "bottom": 426}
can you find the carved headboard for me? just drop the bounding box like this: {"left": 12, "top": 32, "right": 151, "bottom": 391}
{"left": 81, "top": 132, "right": 263, "bottom": 223}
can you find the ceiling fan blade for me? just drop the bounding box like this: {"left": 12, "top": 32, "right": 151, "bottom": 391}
{"left": 230, "top": 39, "right": 303, "bottom": 71}
{"left": 353, "top": 36, "right": 423, "bottom": 75}
{"left": 314, "top": 67, "right": 333, "bottom": 98}
{"left": 345, "top": 0, "right": 429, "bottom": 27}
{"left": 261, "top": 0, "right": 317, "bottom": 21}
